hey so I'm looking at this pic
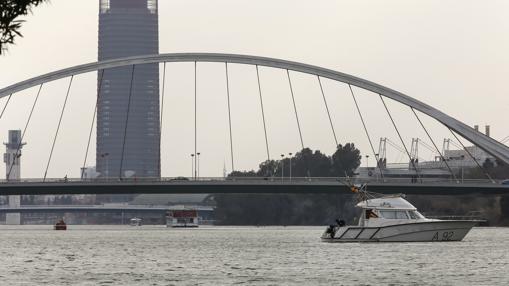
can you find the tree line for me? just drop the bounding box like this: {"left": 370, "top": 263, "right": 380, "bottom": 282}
{"left": 228, "top": 143, "right": 361, "bottom": 179}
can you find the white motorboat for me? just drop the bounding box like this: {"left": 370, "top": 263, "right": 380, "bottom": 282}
{"left": 129, "top": 217, "right": 142, "bottom": 226}
{"left": 321, "top": 185, "right": 480, "bottom": 242}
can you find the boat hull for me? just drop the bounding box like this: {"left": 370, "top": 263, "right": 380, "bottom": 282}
{"left": 322, "top": 220, "right": 478, "bottom": 243}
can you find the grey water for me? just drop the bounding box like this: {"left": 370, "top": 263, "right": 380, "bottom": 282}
{"left": 0, "top": 226, "right": 507, "bottom": 285}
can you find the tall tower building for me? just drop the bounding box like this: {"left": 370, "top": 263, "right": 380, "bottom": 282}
{"left": 3, "top": 130, "right": 25, "bottom": 224}
{"left": 97, "top": 0, "right": 160, "bottom": 178}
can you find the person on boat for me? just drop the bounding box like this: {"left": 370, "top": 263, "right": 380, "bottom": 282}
{"left": 326, "top": 225, "right": 335, "bottom": 238}
{"left": 335, "top": 219, "right": 345, "bottom": 227}
{"left": 365, "top": 209, "right": 378, "bottom": 219}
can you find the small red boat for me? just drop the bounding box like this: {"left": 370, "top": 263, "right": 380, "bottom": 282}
{"left": 54, "top": 219, "right": 67, "bottom": 230}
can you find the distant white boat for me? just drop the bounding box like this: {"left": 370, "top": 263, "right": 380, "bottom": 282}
{"left": 321, "top": 185, "right": 480, "bottom": 242}
{"left": 129, "top": 217, "right": 142, "bottom": 226}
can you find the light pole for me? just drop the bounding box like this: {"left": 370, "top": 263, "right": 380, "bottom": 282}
{"left": 197, "top": 152, "right": 201, "bottom": 180}
{"left": 375, "top": 153, "right": 380, "bottom": 180}
{"left": 288, "top": 152, "right": 293, "bottom": 181}
{"left": 280, "top": 154, "right": 285, "bottom": 181}
{"left": 191, "top": 154, "right": 195, "bottom": 180}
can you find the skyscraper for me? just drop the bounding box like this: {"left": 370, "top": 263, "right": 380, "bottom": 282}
{"left": 97, "top": 0, "right": 160, "bottom": 178}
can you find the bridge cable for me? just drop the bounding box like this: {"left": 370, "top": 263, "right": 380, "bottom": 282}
{"left": 417, "top": 140, "right": 439, "bottom": 155}
{"left": 255, "top": 65, "right": 271, "bottom": 161}
{"left": 287, "top": 70, "right": 312, "bottom": 177}
{"left": 0, "top": 93, "right": 13, "bottom": 121}
{"left": 410, "top": 107, "right": 457, "bottom": 181}
{"left": 225, "top": 62, "right": 235, "bottom": 172}
{"left": 81, "top": 70, "right": 105, "bottom": 179}
{"left": 7, "top": 83, "right": 44, "bottom": 180}
{"left": 446, "top": 138, "right": 463, "bottom": 150}
{"left": 194, "top": 61, "right": 198, "bottom": 179}
{"left": 385, "top": 138, "right": 406, "bottom": 154}
{"left": 379, "top": 95, "right": 421, "bottom": 181}
{"left": 119, "top": 65, "right": 136, "bottom": 179}
{"left": 348, "top": 84, "right": 384, "bottom": 179}
{"left": 159, "top": 62, "right": 166, "bottom": 177}
{"left": 448, "top": 128, "right": 495, "bottom": 183}
{"left": 286, "top": 70, "right": 305, "bottom": 150}
{"left": 317, "top": 76, "right": 338, "bottom": 147}
{"left": 43, "top": 75, "right": 74, "bottom": 182}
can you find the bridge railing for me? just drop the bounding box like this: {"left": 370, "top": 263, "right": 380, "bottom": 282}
{"left": 0, "top": 176, "right": 500, "bottom": 185}
{"left": 0, "top": 204, "right": 214, "bottom": 211}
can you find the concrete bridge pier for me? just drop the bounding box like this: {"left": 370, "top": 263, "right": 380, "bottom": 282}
{"left": 6, "top": 196, "right": 21, "bottom": 225}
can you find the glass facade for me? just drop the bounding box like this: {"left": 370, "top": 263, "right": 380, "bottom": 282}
{"left": 97, "top": 0, "right": 160, "bottom": 178}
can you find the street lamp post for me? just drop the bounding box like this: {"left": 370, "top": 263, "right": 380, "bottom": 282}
{"left": 280, "top": 154, "right": 285, "bottom": 181}
{"left": 365, "top": 155, "right": 369, "bottom": 179}
{"left": 288, "top": 152, "right": 293, "bottom": 181}
{"left": 197, "top": 152, "right": 201, "bottom": 180}
{"left": 375, "top": 153, "right": 380, "bottom": 180}
{"left": 191, "top": 154, "right": 195, "bottom": 180}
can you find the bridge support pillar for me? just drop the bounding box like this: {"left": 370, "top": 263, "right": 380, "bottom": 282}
{"left": 6, "top": 195, "right": 21, "bottom": 225}
{"left": 6, "top": 213, "right": 21, "bottom": 225}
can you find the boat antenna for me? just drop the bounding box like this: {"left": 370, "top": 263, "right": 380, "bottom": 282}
{"left": 338, "top": 176, "right": 390, "bottom": 203}
{"left": 337, "top": 175, "right": 369, "bottom": 202}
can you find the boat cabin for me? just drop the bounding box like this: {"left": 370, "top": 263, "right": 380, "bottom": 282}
{"left": 166, "top": 210, "right": 199, "bottom": 228}
{"left": 357, "top": 196, "right": 427, "bottom": 227}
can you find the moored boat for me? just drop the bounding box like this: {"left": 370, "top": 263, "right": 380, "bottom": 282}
{"left": 129, "top": 217, "right": 142, "bottom": 226}
{"left": 166, "top": 209, "right": 199, "bottom": 228}
{"left": 322, "top": 184, "right": 480, "bottom": 242}
{"left": 54, "top": 219, "right": 67, "bottom": 230}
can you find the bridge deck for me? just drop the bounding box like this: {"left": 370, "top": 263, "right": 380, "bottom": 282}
{"left": 0, "top": 178, "right": 507, "bottom": 196}
{"left": 0, "top": 204, "right": 214, "bottom": 213}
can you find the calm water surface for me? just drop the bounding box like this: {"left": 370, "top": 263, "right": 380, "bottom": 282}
{"left": 0, "top": 226, "right": 507, "bottom": 285}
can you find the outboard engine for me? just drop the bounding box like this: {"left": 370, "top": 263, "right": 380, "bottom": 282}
{"left": 324, "top": 225, "right": 336, "bottom": 238}
{"left": 335, "top": 219, "right": 346, "bottom": 227}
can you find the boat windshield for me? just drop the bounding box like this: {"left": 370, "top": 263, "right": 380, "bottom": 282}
{"left": 408, "top": 210, "right": 425, "bottom": 219}
{"left": 379, "top": 210, "right": 409, "bottom": 219}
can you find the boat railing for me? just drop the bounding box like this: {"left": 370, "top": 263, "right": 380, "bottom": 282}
{"left": 425, "top": 215, "right": 487, "bottom": 221}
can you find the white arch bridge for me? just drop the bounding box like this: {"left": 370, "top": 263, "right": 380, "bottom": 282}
{"left": 0, "top": 53, "right": 508, "bottom": 187}
{"left": 2, "top": 53, "right": 508, "bottom": 165}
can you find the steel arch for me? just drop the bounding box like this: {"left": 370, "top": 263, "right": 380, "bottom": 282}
{"left": 1, "top": 53, "right": 508, "bottom": 164}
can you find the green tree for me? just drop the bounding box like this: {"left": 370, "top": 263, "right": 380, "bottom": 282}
{"left": 1, "top": 0, "right": 47, "bottom": 54}
{"left": 466, "top": 158, "right": 509, "bottom": 180}
{"left": 257, "top": 160, "right": 278, "bottom": 177}
{"left": 331, "top": 143, "right": 362, "bottom": 177}
{"left": 287, "top": 148, "right": 331, "bottom": 177}
{"left": 483, "top": 158, "right": 495, "bottom": 169}
{"left": 229, "top": 144, "right": 362, "bottom": 179}
{"left": 228, "top": 170, "right": 257, "bottom": 178}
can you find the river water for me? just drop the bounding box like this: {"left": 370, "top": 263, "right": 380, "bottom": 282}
{"left": 0, "top": 226, "right": 507, "bottom": 285}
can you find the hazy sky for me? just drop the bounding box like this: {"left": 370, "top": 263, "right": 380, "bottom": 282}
{"left": 0, "top": 0, "right": 508, "bottom": 178}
